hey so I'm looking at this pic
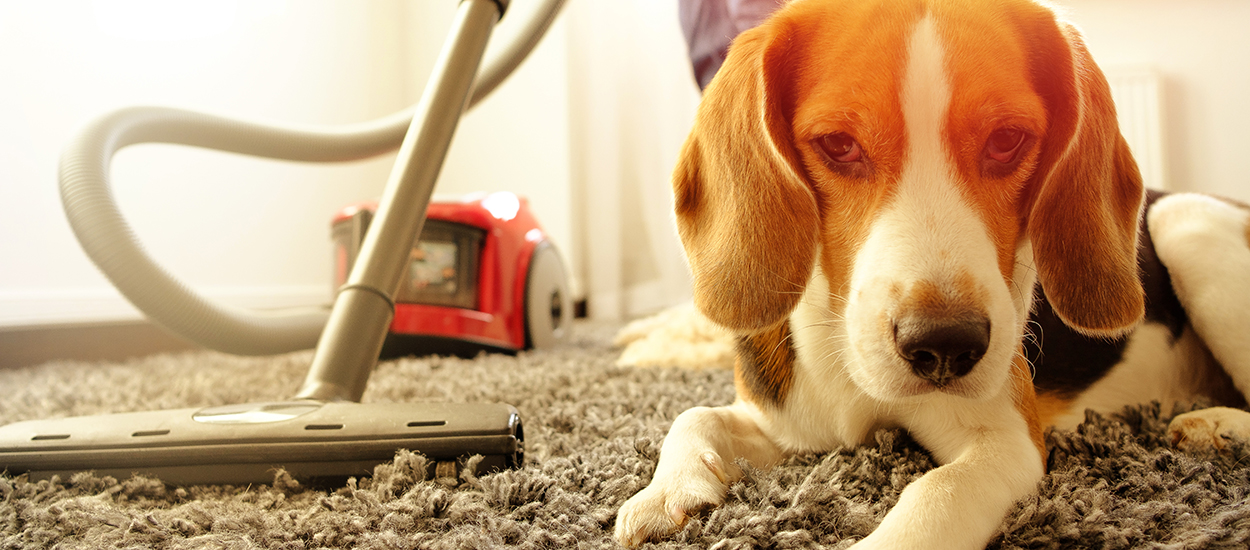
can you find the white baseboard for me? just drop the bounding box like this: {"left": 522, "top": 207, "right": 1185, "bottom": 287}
{"left": 0, "top": 285, "right": 332, "bottom": 328}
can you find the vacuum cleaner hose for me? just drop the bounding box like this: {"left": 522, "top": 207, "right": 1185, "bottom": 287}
{"left": 58, "top": 0, "right": 565, "bottom": 355}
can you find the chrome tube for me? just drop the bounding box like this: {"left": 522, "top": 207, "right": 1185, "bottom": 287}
{"left": 296, "top": 0, "right": 502, "bottom": 401}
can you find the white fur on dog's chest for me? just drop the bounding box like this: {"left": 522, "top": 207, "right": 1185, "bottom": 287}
{"left": 752, "top": 268, "right": 889, "bottom": 452}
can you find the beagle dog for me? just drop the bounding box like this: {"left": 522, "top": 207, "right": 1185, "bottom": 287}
{"left": 614, "top": 0, "right": 1250, "bottom": 548}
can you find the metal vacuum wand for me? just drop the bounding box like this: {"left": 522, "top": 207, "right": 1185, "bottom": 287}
{"left": 298, "top": 0, "right": 505, "bottom": 403}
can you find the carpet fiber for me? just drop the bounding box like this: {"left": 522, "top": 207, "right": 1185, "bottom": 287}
{"left": 3, "top": 321, "right": 1250, "bottom": 549}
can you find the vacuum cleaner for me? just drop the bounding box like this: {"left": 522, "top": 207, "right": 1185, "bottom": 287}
{"left": 0, "top": 0, "right": 566, "bottom": 486}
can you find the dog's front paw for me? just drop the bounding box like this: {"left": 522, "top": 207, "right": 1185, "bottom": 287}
{"left": 614, "top": 451, "right": 732, "bottom": 547}
{"left": 1169, "top": 406, "right": 1250, "bottom": 452}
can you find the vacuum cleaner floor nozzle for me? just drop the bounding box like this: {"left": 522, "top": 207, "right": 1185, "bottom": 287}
{"left": 0, "top": 401, "right": 522, "bottom": 486}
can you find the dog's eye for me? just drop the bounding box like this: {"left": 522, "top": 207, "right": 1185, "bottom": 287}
{"left": 985, "top": 128, "right": 1026, "bottom": 164}
{"left": 815, "top": 132, "right": 863, "bottom": 164}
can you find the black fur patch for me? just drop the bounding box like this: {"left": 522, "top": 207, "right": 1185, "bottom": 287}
{"left": 1029, "top": 190, "right": 1188, "bottom": 399}
{"left": 735, "top": 322, "right": 796, "bottom": 408}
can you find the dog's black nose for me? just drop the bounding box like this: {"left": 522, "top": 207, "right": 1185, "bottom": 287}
{"left": 894, "top": 314, "right": 990, "bottom": 387}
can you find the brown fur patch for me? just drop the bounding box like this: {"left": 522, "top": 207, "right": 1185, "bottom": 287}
{"left": 1033, "top": 392, "right": 1074, "bottom": 436}
{"left": 1188, "top": 340, "right": 1249, "bottom": 410}
{"left": 673, "top": 10, "right": 822, "bottom": 333}
{"left": 1243, "top": 204, "right": 1250, "bottom": 250}
{"left": 901, "top": 271, "right": 989, "bottom": 319}
{"left": 734, "top": 322, "right": 797, "bottom": 409}
{"left": 1011, "top": 351, "right": 1048, "bottom": 468}
{"left": 1016, "top": 16, "right": 1145, "bottom": 335}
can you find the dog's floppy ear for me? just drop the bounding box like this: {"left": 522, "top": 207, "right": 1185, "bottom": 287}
{"left": 1024, "top": 17, "right": 1145, "bottom": 337}
{"left": 673, "top": 18, "right": 820, "bottom": 333}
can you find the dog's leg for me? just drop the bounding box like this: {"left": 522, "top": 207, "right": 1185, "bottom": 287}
{"left": 614, "top": 403, "right": 783, "bottom": 547}
{"left": 852, "top": 403, "right": 1044, "bottom": 550}
{"left": 1148, "top": 193, "right": 1250, "bottom": 450}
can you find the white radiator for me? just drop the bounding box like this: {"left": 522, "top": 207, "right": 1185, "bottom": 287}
{"left": 1105, "top": 67, "right": 1166, "bottom": 190}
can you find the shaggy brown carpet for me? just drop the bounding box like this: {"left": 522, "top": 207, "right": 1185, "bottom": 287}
{"left": 2, "top": 321, "right": 1249, "bottom": 549}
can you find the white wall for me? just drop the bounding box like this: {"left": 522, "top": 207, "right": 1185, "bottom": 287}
{"left": 1065, "top": 0, "right": 1250, "bottom": 200}
{"left": 564, "top": 0, "right": 700, "bottom": 320}
{"left": 0, "top": 0, "right": 408, "bottom": 325}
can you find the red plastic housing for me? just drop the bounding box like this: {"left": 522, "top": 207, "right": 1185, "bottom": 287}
{"left": 331, "top": 192, "right": 549, "bottom": 352}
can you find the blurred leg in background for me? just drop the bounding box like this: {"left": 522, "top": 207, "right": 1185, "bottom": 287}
{"left": 678, "top": 0, "right": 785, "bottom": 90}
